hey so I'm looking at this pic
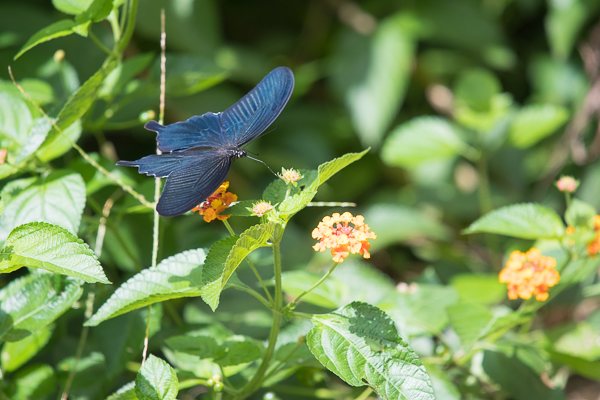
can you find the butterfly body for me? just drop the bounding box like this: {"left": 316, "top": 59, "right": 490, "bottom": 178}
{"left": 117, "top": 67, "right": 294, "bottom": 216}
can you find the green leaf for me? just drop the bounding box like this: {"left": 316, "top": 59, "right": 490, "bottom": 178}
{"left": 454, "top": 69, "right": 501, "bottom": 112}
{"left": 0, "top": 222, "right": 109, "bottom": 283}
{"left": 549, "top": 351, "right": 600, "bottom": 381}
{"left": 447, "top": 302, "right": 493, "bottom": 350}
{"left": 53, "top": 0, "right": 93, "bottom": 14}
{"left": 36, "top": 58, "right": 117, "bottom": 161}
{"left": 332, "top": 14, "right": 416, "bottom": 146}
{"left": 381, "top": 117, "right": 472, "bottom": 168}
{"left": 201, "top": 224, "right": 274, "bottom": 311}
{"left": 464, "top": 203, "right": 565, "bottom": 239}
{"left": 278, "top": 149, "right": 369, "bottom": 216}
{"left": 363, "top": 203, "right": 450, "bottom": 250}
{"left": 14, "top": 19, "right": 79, "bottom": 60}
{"left": 76, "top": 0, "right": 113, "bottom": 24}
{"left": 509, "top": 104, "right": 568, "bottom": 148}
{"left": 546, "top": 0, "right": 600, "bottom": 60}
{"left": 165, "top": 335, "right": 220, "bottom": 359}
{"left": 282, "top": 270, "right": 345, "bottom": 308}
{"left": 135, "top": 354, "right": 178, "bottom": 400}
{"left": 163, "top": 54, "right": 228, "bottom": 96}
{"left": 1, "top": 325, "right": 53, "bottom": 372}
{"left": 450, "top": 274, "right": 505, "bottom": 305}
{"left": 6, "top": 364, "right": 56, "bottom": 400}
{"left": 0, "top": 171, "right": 86, "bottom": 241}
{"left": 0, "top": 273, "right": 82, "bottom": 342}
{"left": 86, "top": 249, "right": 206, "bottom": 326}
{"left": 565, "top": 198, "right": 596, "bottom": 228}
{"left": 107, "top": 382, "right": 138, "bottom": 400}
{"left": 307, "top": 302, "right": 435, "bottom": 400}
{"left": 482, "top": 350, "right": 564, "bottom": 400}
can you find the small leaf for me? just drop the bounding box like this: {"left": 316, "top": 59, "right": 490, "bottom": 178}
{"left": 454, "top": 69, "right": 501, "bottom": 112}
{"left": 464, "top": 203, "right": 565, "bottom": 239}
{"left": 381, "top": 117, "right": 472, "bottom": 168}
{"left": 6, "top": 364, "right": 56, "bottom": 400}
{"left": 282, "top": 270, "right": 345, "bottom": 308}
{"left": 1, "top": 325, "right": 53, "bottom": 372}
{"left": 53, "top": 0, "right": 93, "bottom": 14}
{"left": 546, "top": 0, "right": 600, "bottom": 60}
{"left": 565, "top": 199, "right": 596, "bottom": 228}
{"left": 0, "top": 273, "right": 82, "bottom": 342}
{"left": 307, "top": 302, "right": 435, "bottom": 400}
{"left": 201, "top": 224, "right": 274, "bottom": 311}
{"left": 0, "top": 222, "right": 109, "bottom": 283}
{"left": 36, "top": 58, "right": 117, "bottom": 161}
{"left": 76, "top": 0, "right": 113, "bottom": 24}
{"left": 509, "top": 104, "right": 568, "bottom": 148}
{"left": 278, "top": 149, "right": 369, "bottom": 216}
{"left": 135, "top": 354, "right": 178, "bottom": 400}
{"left": 0, "top": 171, "right": 86, "bottom": 241}
{"left": 14, "top": 19, "right": 78, "bottom": 60}
{"left": 86, "top": 249, "right": 206, "bottom": 326}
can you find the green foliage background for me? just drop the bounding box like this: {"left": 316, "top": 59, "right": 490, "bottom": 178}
{"left": 2, "top": 0, "right": 600, "bottom": 399}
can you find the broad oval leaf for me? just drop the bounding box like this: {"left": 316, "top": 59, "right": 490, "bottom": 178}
{"left": 464, "top": 203, "right": 565, "bottom": 239}
{"left": 381, "top": 117, "right": 471, "bottom": 169}
{"left": 509, "top": 104, "right": 568, "bottom": 148}
{"left": 135, "top": 354, "right": 178, "bottom": 400}
{"left": 201, "top": 224, "right": 274, "bottom": 311}
{"left": 0, "top": 171, "right": 86, "bottom": 241}
{"left": 86, "top": 249, "right": 206, "bottom": 326}
{"left": 0, "top": 222, "right": 109, "bottom": 283}
{"left": 307, "top": 302, "right": 435, "bottom": 400}
{"left": 0, "top": 273, "right": 82, "bottom": 342}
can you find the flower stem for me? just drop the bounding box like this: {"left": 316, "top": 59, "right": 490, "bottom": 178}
{"left": 287, "top": 262, "right": 339, "bottom": 310}
{"left": 234, "top": 229, "right": 284, "bottom": 399}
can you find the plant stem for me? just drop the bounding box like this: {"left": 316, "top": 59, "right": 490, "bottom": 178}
{"left": 476, "top": 155, "right": 492, "bottom": 214}
{"left": 234, "top": 229, "right": 284, "bottom": 399}
{"left": 229, "top": 283, "right": 272, "bottom": 310}
{"left": 354, "top": 387, "right": 374, "bottom": 400}
{"left": 287, "top": 262, "right": 339, "bottom": 310}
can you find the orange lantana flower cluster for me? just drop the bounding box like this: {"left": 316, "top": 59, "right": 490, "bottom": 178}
{"left": 499, "top": 248, "right": 560, "bottom": 301}
{"left": 312, "top": 212, "right": 376, "bottom": 263}
{"left": 192, "top": 181, "right": 237, "bottom": 223}
{"left": 586, "top": 215, "right": 600, "bottom": 256}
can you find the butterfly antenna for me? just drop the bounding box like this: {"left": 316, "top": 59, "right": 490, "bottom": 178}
{"left": 246, "top": 155, "right": 278, "bottom": 177}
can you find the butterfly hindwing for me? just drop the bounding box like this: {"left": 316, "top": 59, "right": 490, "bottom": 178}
{"left": 156, "top": 150, "right": 233, "bottom": 216}
{"left": 222, "top": 66, "right": 294, "bottom": 146}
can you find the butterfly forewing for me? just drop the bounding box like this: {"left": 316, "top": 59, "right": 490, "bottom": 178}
{"left": 145, "top": 112, "right": 225, "bottom": 153}
{"left": 221, "top": 66, "right": 294, "bottom": 146}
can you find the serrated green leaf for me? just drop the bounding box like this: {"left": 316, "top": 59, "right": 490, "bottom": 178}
{"left": 135, "top": 354, "right": 178, "bottom": 400}
{"left": 0, "top": 273, "right": 82, "bottom": 342}
{"left": 307, "top": 302, "right": 434, "bottom": 400}
{"left": 86, "top": 249, "right": 206, "bottom": 326}
{"left": 282, "top": 270, "right": 345, "bottom": 308}
{"left": 14, "top": 19, "right": 79, "bottom": 60}
{"left": 381, "top": 117, "right": 471, "bottom": 168}
{"left": 509, "top": 104, "right": 568, "bottom": 148}
{"left": 107, "top": 382, "right": 138, "bottom": 400}
{"left": 201, "top": 224, "right": 274, "bottom": 311}
{"left": 0, "top": 171, "right": 86, "bottom": 242}
{"left": 0, "top": 222, "right": 109, "bottom": 283}
{"left": 1, "top": 325, "right": 53, "bottom": 372}
{"left": 332, "top": 14, "right": 416, "bottom": 146}
{"left": 278, "top": 149, "right": 369, "bottom": 216}
{"left": 464, "top": 203, "right": 564, "bottom": 239}
{"left": 36, "top": 58, "right": 117, "bottom": 161}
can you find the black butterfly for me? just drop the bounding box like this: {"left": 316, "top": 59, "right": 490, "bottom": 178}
{"left": 117, "top": 67, "right": 294, "bottom": 216}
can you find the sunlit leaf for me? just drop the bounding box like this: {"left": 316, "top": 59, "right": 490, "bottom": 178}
{"left": 450, "top": 274, "right": 505, "bottom": 305}
{"left": 0, "top": 222, "right": 109, "bottom": 283}
{"left": 107, "top": 382, "right": 138, "bottom": 400}
{"left": 86, "top": 249, "right": 206, "bottom": 326}
{"left": 0, "top": 171, "right": 86, "bottom": 242}
{"left": 381, "top": 117, "right": 472, "bottom": 168}
{"left": 282, "top": 270, "right": 345, "bottom": 308}
{"left": 307, "top": 302, "right": 435, "bottom": 400}
{"left": 447, "top": 302, "right": 493, "bottom": 350}
{"left": 465, "top": 203, "right": 564, "bottom": 239}
{"left": 135, "top": 354, "right": 178, "bottom": 400}
{"left": 1, "top": 325, "right": 53, "bottom": 372}
{"left": 201, "top": 224, "right": 274, "bottom": 311}
{"left": 509, "top": 104, "right": 568, "bottom": 148}
{"left": 0, "top": 273, "right": 82, "bottom": 342}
